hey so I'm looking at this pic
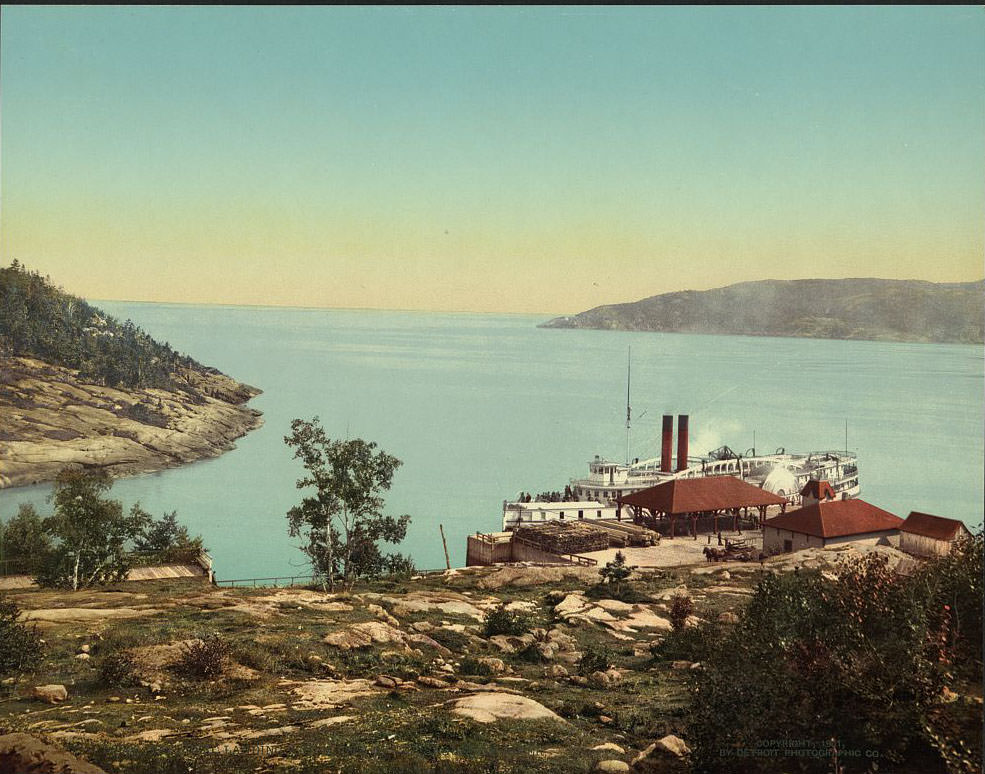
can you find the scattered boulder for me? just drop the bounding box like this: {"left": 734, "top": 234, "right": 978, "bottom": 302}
{"left": 592, "top": 742, "right": 625, "bottom": 753}
{"left": 594, "top": 761, "right": 630, "bottom": 773}
{"left": 32, "top": 684, "right": 68, "bottom": 704}
{"left": 588, "top": 669, "right": 623, "bottom": 688}
{"left": 717, "top": 611, "right": 740, "bottom": 625}
{"left": 0, "top": 732, "right": 107, "bottom": 774}
{"left": 375, "top": 675, "right": 399, "bottom": 689}
{"left": 323, "top": 621, "right": 404, "bottom": 650}
{"left": 633, "top": 734, "right": 691, "bottom": 764}
{"left": 417, "top": 676, "right": 451, "bottom": 689}
{"left": 367, "top": 604, "right": 400, "bottom": 627}
{"left": 544, "top": 664, "right": 569, "bottom": 679}
{"left": 545, "top": 628, "right": 579, "bottom": 651}
{"left": 475, "top": 657, "right": 507, "bottom": 674}
{"left": 450, "top": 693, "right": 565, "bottom": 723}
{"left": 554, "top": 594, "right": 591, "bottom": 618}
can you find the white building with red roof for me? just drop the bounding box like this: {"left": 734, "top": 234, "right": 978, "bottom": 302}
{"left": 762, "top": 497, "right": 903, "bottom": 555}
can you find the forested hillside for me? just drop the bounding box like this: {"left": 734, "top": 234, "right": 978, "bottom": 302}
{"left": 541, "top": 278, "right": 985, "bottom": 344}
{"left": 0, "top": 261, "right": 262, "bottom": 488}
{"left": 0, "top": 261, "right": 203, "bottom": 392}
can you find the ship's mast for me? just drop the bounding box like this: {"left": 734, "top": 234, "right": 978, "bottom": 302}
{"left": 625, "top": 346, "right": 631, "bottom": 465}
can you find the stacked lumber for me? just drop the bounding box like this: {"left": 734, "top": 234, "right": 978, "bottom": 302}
{"left": 514, "top": 522, "right": 610, "bottom": 555}
{"left": 592, "top": 520, "right": 659, "bottom": 547}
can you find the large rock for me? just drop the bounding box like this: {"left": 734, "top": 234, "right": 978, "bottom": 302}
{"left": 0, "top": 732, "right": 108, "bottom": 774}
{"left": 32, "top": 685, "right": 68, "bottom": 704}
{"left": 717, "top": 611, "right": 740, "bottom": 625}
{"left": 450, "top": 694, "right": 565, "bottom": 724}
{"left": 0, "top": 356, "right": 263, "bottom": 489}
{"left": 594, "top": 761, "right": 630, "bottom": 773}
{"left": 291, "top": 679, "right": 380, "bottom": 709}
{"left": 594, "top": 599, "right": 634, "bottom": 614}
{"left": 592, "top": 742, "right": 625, "bottom": 753}
{"left": 593, "top": 758, "right": 629, "bottom": 774}
{"left": 321, "top": 619, "right": 451, "bottom": 655}
{"left": 554, "top": 594, "right": 590, "bottom": 617}
{"left": 633, "top": 734, "right": 692, "bottom": 764}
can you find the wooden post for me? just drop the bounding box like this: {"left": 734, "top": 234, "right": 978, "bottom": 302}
{"left": 439, "top": 524, "right": 451, "bottom": 570}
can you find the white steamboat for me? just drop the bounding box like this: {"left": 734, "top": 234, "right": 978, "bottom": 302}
{"left": 572, "top": 413, "right": 859, "bottom": 507}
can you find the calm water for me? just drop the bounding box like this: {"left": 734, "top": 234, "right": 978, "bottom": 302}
{"left": 2, "top": 303, "right": 982, "bottom": 579}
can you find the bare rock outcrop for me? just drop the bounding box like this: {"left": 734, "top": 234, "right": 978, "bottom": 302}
{"left": 0, "top": 357, "right": 262, "bottom": 488}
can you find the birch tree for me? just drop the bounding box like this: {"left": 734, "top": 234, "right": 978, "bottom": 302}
{"left": 36, "top": 469, "right": 148, "bottom": 591}
{"left": 284, "top": 417, "right": 411, "bottom": 591}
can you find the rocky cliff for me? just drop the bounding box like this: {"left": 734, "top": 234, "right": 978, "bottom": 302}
{"left": 0, "top": 356, "right": 262, "bottom": 489}
{"left": 0, "top": 264, "right": 264, "bottom": 488}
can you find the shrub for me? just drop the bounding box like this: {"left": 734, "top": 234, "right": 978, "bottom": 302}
{"left": 483, "top": 604, "right": 532, "bottom": 637}
{"left": 384, "top": 553, "right": 416, "bottom": 579}
{"left": 598, "top": 550, "right": 635, "bottom": 590}
{"left": 577, "top": 644, "right": 611, "bottom": 676}
{"left": 668, "top": 593, "right": 694, "bottom": 631}
{"left": 174, "top": 633, "right": 229, "bottom": 679}
{"left": 429, "top": 627, "right": 471, "bottom": 652}
{"left": 649, "top": 622, "right": 719, "bottom": 663}
{"left": 96, "top": 651, "right": 138, "bottom": 687}
{"left": 684, "top": 549, "right": 984, "bottom": 772}
{"left": 0, "top": 600, "right": 43, "bottom": 675}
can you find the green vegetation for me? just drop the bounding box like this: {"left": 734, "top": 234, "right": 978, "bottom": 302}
{"left": 0, "top": 260, "right": 203, "bottom": 390}
{"left": 483, "top": 603, "right": 533, "bottom": 637}
{"left": 34, "top": 469, "right": 150, "bottom": 590}
{"left": 284, "top": 417, "right": 412, "bottom": 591}
{"left": 134, "top": 510, "right": 204, "bottom": 563}
{"left": 683, "top": 535, "right": 984, "bottom": 773}
{"left": 668, "top": 593, "right": 694, "bottom": 632}
{"left": 597, "top": 550, "right": 636, "bottom": 600}
{"left": 2, "top": 469, "right": 204, "bottom": 588}
{"left": 0, "top": 600, "right": 43, "bottom": 676}
{"left": 0, "top": 552, "right": 977, "bottom": 774}
{"left": 95, "top": 650, "right": 139, "bottom": 688}
{"left": 577, "top": 644, "right": 611, "bottom": 676}
{"left": 0, "top": 503, "right": 51, "bottom": 569}
{"left": 175, "top": 633, "right": 230, "bottom": 680}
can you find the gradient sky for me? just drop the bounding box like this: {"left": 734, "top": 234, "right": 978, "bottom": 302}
{"left": 2, "top": 6, "right": 983, "bottom": 314}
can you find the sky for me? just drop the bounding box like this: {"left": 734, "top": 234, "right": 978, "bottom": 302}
{"left": 1, "top": 6, "right": 983, "bottom": 314}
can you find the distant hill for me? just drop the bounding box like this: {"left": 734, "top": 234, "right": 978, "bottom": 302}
{"left": 540, "top": 278, "right": 985, "bottom": 344}
{"left": 0, "top": 261, "right": 263, "bottom": 488}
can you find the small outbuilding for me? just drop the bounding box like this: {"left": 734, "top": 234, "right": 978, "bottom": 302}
{"left": 762, "top": 499, "right": 903, "bottom": 555}
{"left": 899, "top": 512, "right": 972, "bottom": 558}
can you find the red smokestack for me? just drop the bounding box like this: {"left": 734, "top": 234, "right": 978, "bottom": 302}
{"left": 661, "top": 415, "right": 673, "bottom": 473}
{"left": 676, "top": 414, "right": 689, "bottom": 471}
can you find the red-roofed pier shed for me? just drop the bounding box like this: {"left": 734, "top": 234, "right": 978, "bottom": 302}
{"left": 618, "top": 477, "right": 788, "bottom": 539}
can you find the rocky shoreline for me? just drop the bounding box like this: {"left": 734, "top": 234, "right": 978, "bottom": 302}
{"left": 0, "top": 356, "right": 263, "bottom": 489}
